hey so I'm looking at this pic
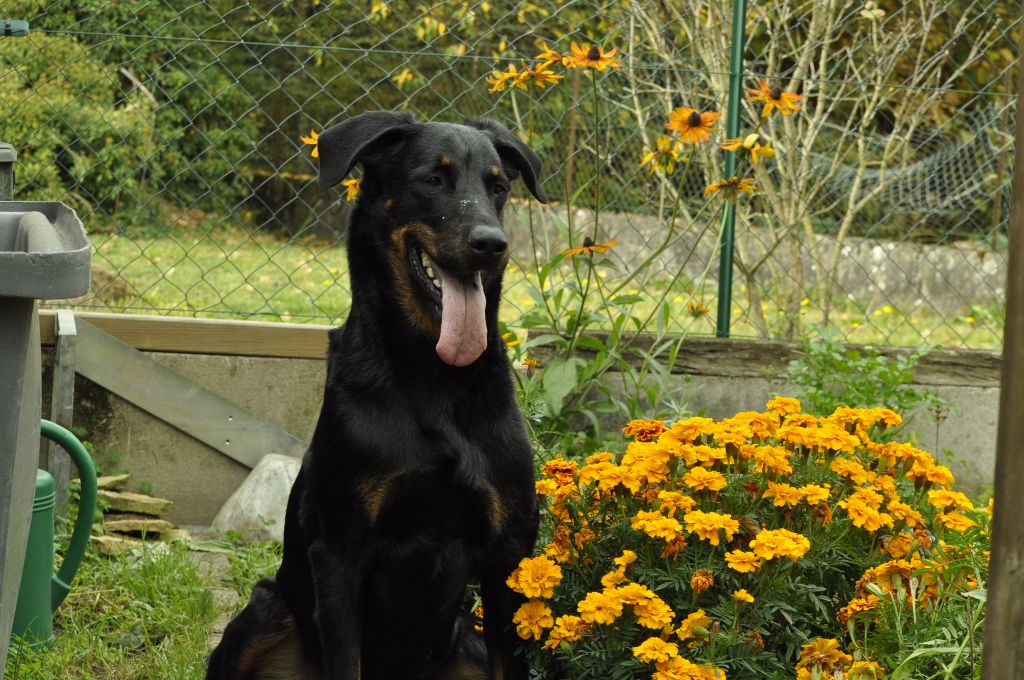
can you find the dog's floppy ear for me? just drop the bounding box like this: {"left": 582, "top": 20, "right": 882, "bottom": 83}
{"left": 318, "top": 110, "right": 417, "bottom": 188}
{"left": 465, "top": 118, "right": 548, "bottom": 203}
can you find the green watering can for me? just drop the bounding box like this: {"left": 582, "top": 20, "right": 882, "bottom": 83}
{"left": 11, "top": 420, "right": 97, "bottom": 647}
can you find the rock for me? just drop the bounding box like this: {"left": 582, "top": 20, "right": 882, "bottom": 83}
{"left": 103, "top": 517, "right": 175, "bottom": 536}
{"left": 91, "top": 534, "right": 141, "bottom": 557}
{"left": 212, "top": 454, "right": 301, "bottom": 543}
{"left": 97, "top": 490, "right": 173, "bottom": 516}
{"left": 96, "top": 474, "right": 131, "bottom": 491}
{"left": 162, "top": 528, "right": 192, "bottom": 544}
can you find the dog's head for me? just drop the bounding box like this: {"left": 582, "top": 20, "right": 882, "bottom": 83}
{"left": 317, "top": 110, "right": 547, "bottom": 367}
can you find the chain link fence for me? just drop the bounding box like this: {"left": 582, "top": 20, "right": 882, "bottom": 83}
{"left": 0, "top": 0, "right": 1017, "bottom": 349}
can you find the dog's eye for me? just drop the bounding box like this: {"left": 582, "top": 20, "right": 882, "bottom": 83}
{"left": 425, "top": 175, "right": 443, "bottom": 187}
{"left": 493, "top": 183, "right": 508, "bottom": 196}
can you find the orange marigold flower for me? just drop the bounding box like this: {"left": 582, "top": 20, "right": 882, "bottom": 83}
{"left": 633, "top": 595, "right": 676, "bottom": 629}
{"left": 513, "top": 599, "right": 554, "bottom": 640}
{"left": 831, "top": 457, "right": 876, "bottom": 485}
{"left": 566, "top": 41, "right": 621, "bottom": 70}
{"left": 749, "top": 528, "right": 811, "bottom": 561}
{"left": 847, "top": 660, "right": 887, "bottom": 679}
{"left": 632, "top": 510, "right": 684, "bottom": 542}
{"left": 542, "top": 458, "right": 578, "bottom": 483}
{"left": 725, "top": 549, "right": 762, "bottom": 573}
{"left": 690, "top": 569, "right": 714, "bottom": 595}
{"left": 577, "top": 590, "right": 624, "bottom": 624}
{"left": 564, "top": 236, "right": 617, "bottom": 256}
{"left": 799, "top": 483, "right": 831, "bottom": 505}
{"left": 633, "top": 637, "right": 679, "bottom": 663}
{"left": 886, "top": 499, "right": 925, "bottom": 526}
{"left": 658, "top": 490, "right": 697, "bottom": 515}
{"left": 937, "top": 511, "right": 977, "bottom": 533}
{"left": 665, "top": 107, "right": 720, "bottom": 143}
{"left": 750, "top": 445, "right": 793, "bottom": 476}
{"left": 614, "top": 549, "right": 638, "bottom": 569}
{"left": 668, "top": 416, "right": 715, "bottom": 443}
{"left": 797, "top": 638, "right": 852, "bottom": 671}
{"left": 766, "top": 396, "right": 802, "bottom": 416}
{"left": 746, "top": 79, "right": 803, "bottom": 117}
{"left": 342, "top": 178, "right": 361, "bottom": 202}
{"left": 586, "top": 451, "right": 615, "bottom": 465}
{"left": 623, "top": 419, "right": 668, "bottom": 442}
{"left": 882, "top": 532, "right": 914, "bottom": 559}
{"left": 506, "top": 556, "right": 563, "bottom": 599}
{"left": 927, "top": 489, "right": 974, "bottom": 511}
{"left": 682, "top": 467, "right": 727, "bottom": 493}
{"left": 837, "top": 594, "right": 880, "bottom": 624}
{"left": 300, "top": 129, "right": 320, "bottom": 158}
{"left": 762, "top": 481, "right": 803, "bottom": 508}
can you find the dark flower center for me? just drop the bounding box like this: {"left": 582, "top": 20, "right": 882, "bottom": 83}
{"left": 586, "top": 46, "right": 601, "bottom": 61}
{"left": 582, "top": 236, "right": 595, "bottom": 248}
{"left": 687, "top": 111, "right": 703, "bottom": 127}
{"left": 770, "top": 86, "right": 783, "bottom": 100}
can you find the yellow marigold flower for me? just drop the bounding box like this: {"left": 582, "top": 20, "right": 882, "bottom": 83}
{"left": 882, "top": 532, "right": 914, "bottom": 559}
{"left": 749, "top": 528, "right": 811, "bottom": 561}
{"left": 614, "top": 582, "right": 656, "bottom": 605}
{"left": 762, "top": 481, "right": 803, "bottom": 508}
{"left": 746, "top": 78, "right": 803, "bottom": 117}
{"left": 831, "top": 457, "right": 876, "bottom": 485}
{"left": 927, "top": 489, "right": 973, "bottom": 511}
{"left": 690, "top": 569, "right": 714, "bottom": 595}
{"left": 843, "top": 498, "right": 895, "bottom": 532}
{"left": 797, "top": 638, "right": 852, "bottom": 671}
{"left": 513, "top": 599, "right": 553, "bottom": 640}
{"left": 675, "top": 609, "right": 712, "bottom": 642}
{"left": 542, "top": 614, "right": 588, "bottom": 650}
{"left": 704, "top": 176, "right": 756, "bottom": 202}
{"left": 300, "top": 129, "right": 320, "bottom": 158}
{"left": 682, "top": 467, "right": 727, "bottom": 493}
{"left": 614, "top": 549, "right": 638, "bottom": 569}
{"left": 666, "top": 107, "right": 720, "bottom": 144}
{"left": 668, "top": 416, "right": 716, "bottom": 443}
{"left": 750, "top": 445, "right": 793, "bottom": 476}
{"left": 926, "top": 464, "right": 955, "bottom": 486}
{"left": 683, "top": 510, "right": 739, "bottom": 546}
{"left": 654, "top": 656, "right": 725, "bottom": 680}
{"left": 622, "top": 440, "right": 673, "bottom": 486}
{"left": 799, "top": 483, "right": 831, "bottom": 505}
{"left": 535, "top": 479, "right": 558, "bottom": 496}
{"left": 623, "top": 418, "right": 668, "bottom": 442}
{"left": 886, "top": 499, "right": 924, "bottom": 526}
{"left": 725, "top": 549, "right": 762, "bottom": 573}
{"left": 342, "top": 178, "right": 361, "bottom": 202}
{"left": 733, "top": 588, "right": 755, "bottom": 604}
{"left": 506, "top": 556, "right": 563, "bottom": 599}
{"left": 847, "top": 660, "right": 887, "bottom": 679}
{"left": 633, "top": 637, "right": 679, "bottom": 663}
{"left": 564, "top": 236, "right": 617, "bottom": 256}
{"left": 577, "top": 461, "right": 624, "bottom": 493}
{"left": 766, "top": 396, "right": 802, "bottom": 416}
{"left": 658, "top": 490, "right": 697, "bottom": 515}
{"left": 677, "top": 444, "right": 728, "bottom": 468}
{"left": 720, "top": 134, "right": 775, "bottom": 165}
{"left": 565, "top": 41, "right": 621, "bottom": 70}
{"left": 601, "top": 568, "right": 627, "bottom": 588}
{"left": 577, "top": 590, "right": 624, "bottom": 625}
{"left": 937, "top": 511, "right": 976, "bottom": 533}
{"left": 632, "top": 510, "right": 684, "bottom": 542}
{"left": 837, "top": 594, "right": 880, "bottom": 624}
{"left": 723, "top": 411, "right": 778, "bottom": 439}
{"left": 586, "top": 451, "right": 615, "bottom": 465}
{"left": 634, "top": 596, "right": 675, "bottom": 629}
{"left": 641, "top": 135, "right": 683, "bottom": 175}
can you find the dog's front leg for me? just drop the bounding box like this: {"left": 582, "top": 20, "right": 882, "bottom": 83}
{"left": 308, "top": 539, "right": 364, "bottom": 680}
{"left": 480, "top": 526, "right": 538, "bottom": 680}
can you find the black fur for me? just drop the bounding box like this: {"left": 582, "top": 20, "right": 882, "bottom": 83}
{"left": 206, "top": 111, "right": 546, "bottom": 680}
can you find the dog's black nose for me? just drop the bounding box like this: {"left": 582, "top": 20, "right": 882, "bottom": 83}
{"left": 468, "top": 225, "right": 508, "bottom": 262}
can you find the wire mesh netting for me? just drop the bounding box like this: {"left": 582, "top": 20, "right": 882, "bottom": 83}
{"left": 0, "top": 0, "right": 1017, "bottom": 349}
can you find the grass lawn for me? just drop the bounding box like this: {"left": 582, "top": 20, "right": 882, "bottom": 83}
{"left": 74, "top": 221, "right": 1002, "bottom": 351}
{"left": 4, "top": 536, "right": 281, "bottom": 680}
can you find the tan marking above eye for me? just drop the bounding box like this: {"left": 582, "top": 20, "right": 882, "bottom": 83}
{"left": 491, "top": 165, "right": 501, "bottom": 176}
{"left": 440, "top": 155, "right": 451, "bottom": 166}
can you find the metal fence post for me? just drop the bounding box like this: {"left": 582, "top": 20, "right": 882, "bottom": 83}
{"left": 0, "top": 142, "right": 14, "bottom": 201}
{"left": 716, "top": 0, "right": 747, "bottom": 338}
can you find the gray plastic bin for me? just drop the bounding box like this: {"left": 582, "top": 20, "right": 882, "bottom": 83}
{"left": 0, "top": 143, "right": 90, "bottom": 673}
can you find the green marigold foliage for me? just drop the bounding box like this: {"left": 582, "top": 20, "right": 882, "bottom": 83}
{"left": 501, "top": 398, "right": 989, "bottom": 679}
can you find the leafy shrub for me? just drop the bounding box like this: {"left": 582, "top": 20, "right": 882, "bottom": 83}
{"left": 500, "top": 398, "right": 988, "bottom": 679}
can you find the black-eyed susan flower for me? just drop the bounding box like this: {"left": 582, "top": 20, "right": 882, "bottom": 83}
{"left": 534, "top": 41, "right": 568, "bottom": 69}
{"left": 300, "top": 129, "right": 319, "bottom": 158}
{"left": 746, "top": 79, "right": 803, "bottom": 117}
{"left": 704, "top": 176, "right": 756, "bottom": 202}
{"left": 521, "top": 357, "right": 541, "bottom": 370}
{"left": 640, "top": 135, "right": 682, "bottom": 174}
{"left": 687, "top": 300, "right": 710, "bottom": 318}
{"left": 566, "top": 41, "right": 621, "bottom": 71}
{"left": 520, "top": 64, "right": 564, "bottom": 89}
{"left": 564, "top": 236, "right": 618, "bottom": 256}
{"left": 486, "top": 64, "right": 528, "bottom": 93}
{"left": 721, "top": 133, "right": 775, "bottom": 165}
{"left": 665, "top": 107, "right": 720, "bottom": 144}
{"left": 342, "top": 178, "right": 361, "bottom": 202}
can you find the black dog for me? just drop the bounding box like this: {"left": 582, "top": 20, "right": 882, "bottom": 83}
{"left": 205, "top": 111, "right": 546, "bottom": 680}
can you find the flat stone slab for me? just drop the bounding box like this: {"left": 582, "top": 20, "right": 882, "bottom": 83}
{"left": 104, "top": 517, "right": 175, "bottom": 536}
{"left": 96, "top": 474, "right": 131, "bottom": 491}
{"left": 91, "top": 534, "right": 141, "bottom": 557}
{"left": 212, "top": 453, "right": 300, "bottom": 543}
{"left": 97, "top": 490, "right": 172, "bottom": 517}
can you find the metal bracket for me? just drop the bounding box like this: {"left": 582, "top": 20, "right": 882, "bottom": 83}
{"left": 46, "top": 310, "right": 78, "bottom": 513}
{"left": 2, "top": 20, "right": 29, "bottom": 37}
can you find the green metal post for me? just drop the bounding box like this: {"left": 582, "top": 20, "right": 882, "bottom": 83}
{"left": 716, "top": 0, "right": 748, "bottom": 338}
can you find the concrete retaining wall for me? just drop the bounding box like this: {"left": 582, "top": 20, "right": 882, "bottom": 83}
{"left": 40, "top": 340, "right": 999, "bottom": 525}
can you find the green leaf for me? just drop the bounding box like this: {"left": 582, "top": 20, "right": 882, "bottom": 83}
{"left": 542, "top": 358, "right": 579, "bottom": 417}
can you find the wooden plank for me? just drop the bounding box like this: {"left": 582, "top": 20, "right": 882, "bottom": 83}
{"left": 39, "top": 309, "right": 329, "bottom": 360}
{"left": 46, "top": 310, "right": 77, "bottom": 512}
{"left": 981, "top": 22, "right": 1024, "bottom": 679}
{"left": 74, "top": 319, "right": 308, "bottom": 468}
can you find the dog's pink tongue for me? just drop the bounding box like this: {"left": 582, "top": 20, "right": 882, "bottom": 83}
{"left": 436, "top": 269, "right": 487, "bottom": 367}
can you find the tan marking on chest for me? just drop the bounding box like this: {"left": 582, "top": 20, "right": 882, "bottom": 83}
{"left": 488, "top": 490, "right": 510, "bottom": 534}
{"left": 357, "top": 478, "right": 392, "bottom": 525}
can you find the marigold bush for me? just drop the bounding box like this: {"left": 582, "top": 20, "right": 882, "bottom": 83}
{"left": 501, "top": 397, "right": 990, "bottom": 679}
